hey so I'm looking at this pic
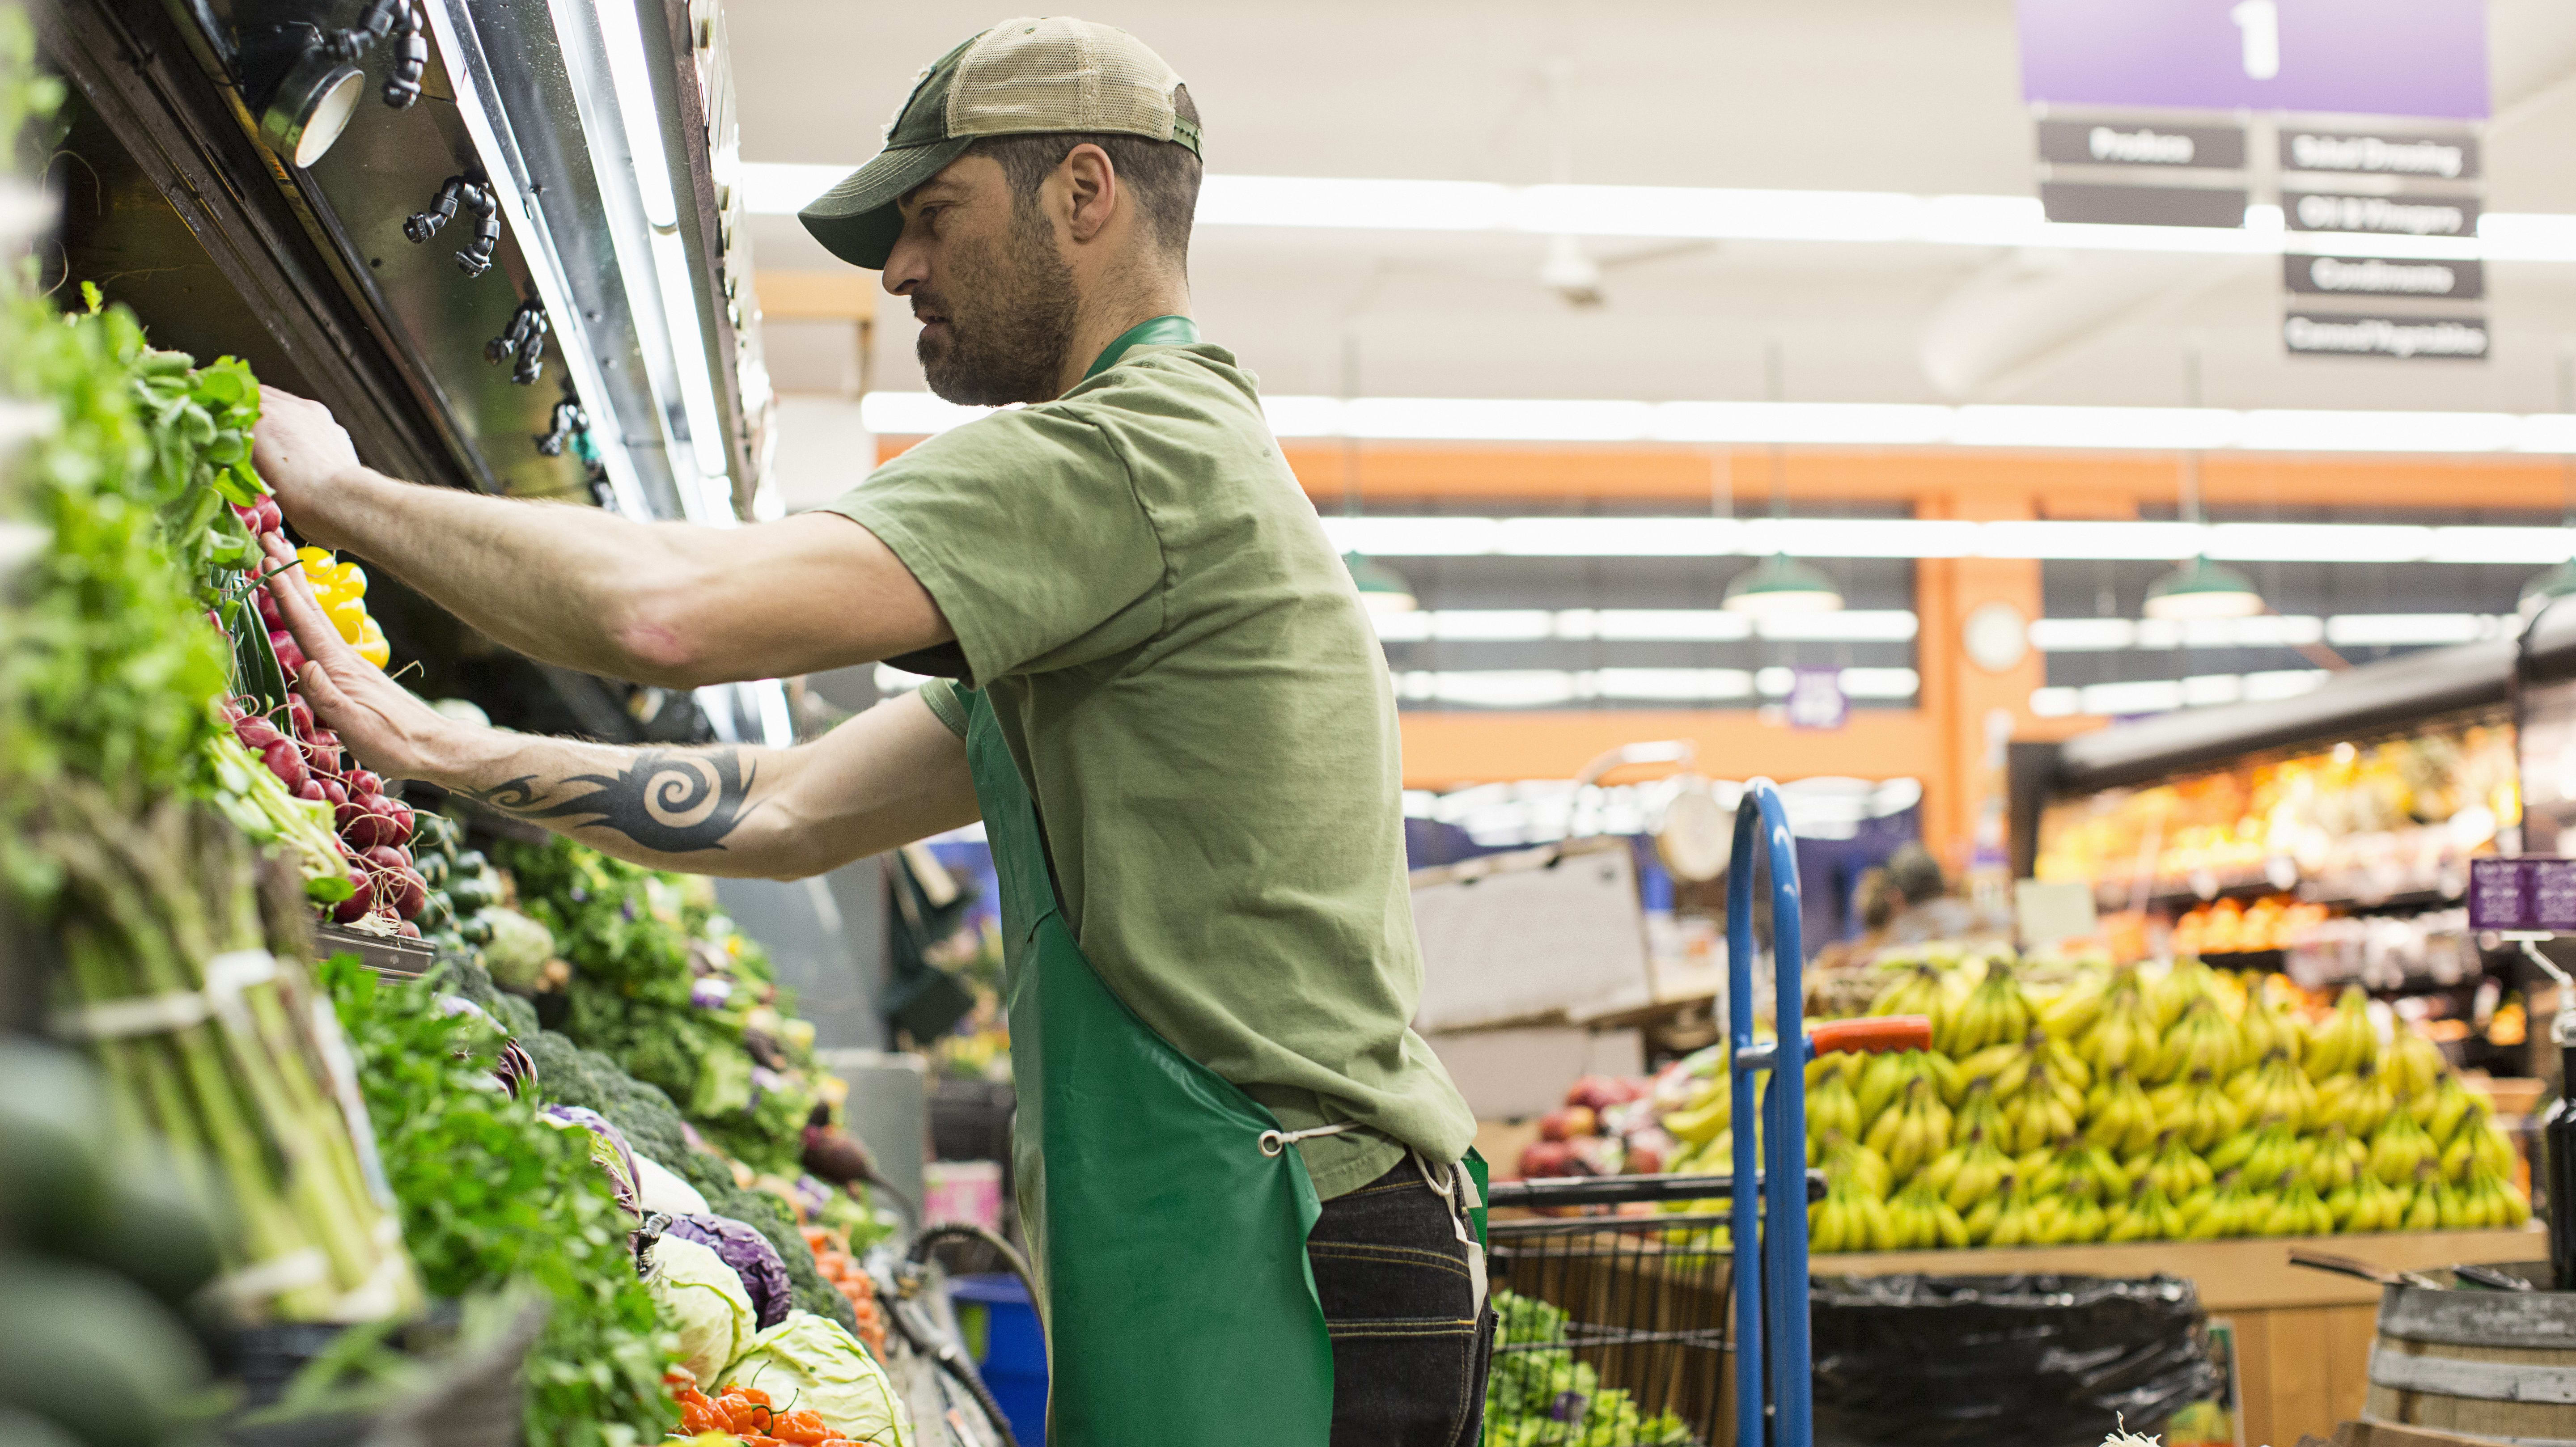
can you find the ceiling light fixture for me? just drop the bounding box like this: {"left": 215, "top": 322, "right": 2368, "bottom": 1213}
{"left": 2143, "top": 557, "right": 2267, "bottom": 620}
{"left": 1724, "top": 554, "right": 1845, "bottom": 615}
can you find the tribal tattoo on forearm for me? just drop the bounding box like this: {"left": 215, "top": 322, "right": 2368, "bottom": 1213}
{"left": 454, "top": 748, "right": 761, "bottom": 854}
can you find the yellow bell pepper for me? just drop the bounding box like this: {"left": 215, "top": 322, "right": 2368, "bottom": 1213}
{"left": 326, "top": 594, "right": 367, "bottom": 643}
{"left": 355, "top": 615, "right": 390, "bottom": 669}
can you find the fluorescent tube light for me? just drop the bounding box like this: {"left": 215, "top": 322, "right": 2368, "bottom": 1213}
{"left": 2029, "top": 618, "right": 2139, "bottom": 652}
{"left": 865, "top": 389, "right": 2576, "bottom": 458}
{"left": 743, "top": 163, "right": 2576, "bottom": 262}
{"left": 1370, "top": 609, "right": 1917, "bottom": 643}
{"left": 1317, "top": 516, "right": 2576, "bottom": 563}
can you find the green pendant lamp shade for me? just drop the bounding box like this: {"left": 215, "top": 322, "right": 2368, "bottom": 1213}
{"left": 2143, "top": 556, "right": 2263, "bottom": 621}
{"left": 1722, "top": 553, "right": 1843, "bottom": 615}
{"left": 1343, "top": 550, "right": 1417, "bottom": 615}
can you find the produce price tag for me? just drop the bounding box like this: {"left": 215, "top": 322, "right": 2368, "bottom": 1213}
{"left": 2468, "top": 856, "right": 2531, "bottom": 931}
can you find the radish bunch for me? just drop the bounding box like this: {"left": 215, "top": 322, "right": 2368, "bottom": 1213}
{"left": 220, "top": 691, "right": 425, "bottom": 935}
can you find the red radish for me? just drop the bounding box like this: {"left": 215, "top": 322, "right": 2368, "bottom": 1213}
{"left": 234, "top": 715, "right": 285, "bottom": 752}
{"left": 394, "top": 921, "right": 421, "bottom": 939}
{"left": 332, "top": 875, "right": 375, "bottom": 923}
{"left": 316, "top": 777, "right": 348, "bottom": 808}
{"left": 259, "top": 740, "right": 308, "bottom": 791}
{"left": 385, "top": 867, "right": 427, "bottom": 920}
{"left": 292, "top": 779, "right": 328, "bottom": 805}
{"left": 335, "top": 798, "right": 369, "bottom": 834}
{"left": 361, "top": 844, "right": 411, "bottom": 873}
{"left": 371, "top": 796, "right": 414, "bottom": 846}
{"left": 286, "top": 693, "right": 314, "bottom": 736}
{"left": 270, "top": 632, "right": 306, "bottom": 675}
{"left": 347, "top": 769, "right": 382, "bottom": 798}
{"left": 255, "top": 498, "right": 283, "bottom": 534}
{"left": 255, "top": 589, "right": 280, "bottom": 626}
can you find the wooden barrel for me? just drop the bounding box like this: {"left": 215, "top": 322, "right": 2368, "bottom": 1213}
{"left": 2365, "top": 1268, "right": 2576, "bottom": 1445}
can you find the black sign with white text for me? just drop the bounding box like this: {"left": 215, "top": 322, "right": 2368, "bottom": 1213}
{"left": 2282, "top": 254, "right": 2484, "bottom": 300}
{"left": 2280, "top": 127, "right": 2479, "bottom": 182}
{"left": 2038, "top": 119, "right": 2248, "bottom": 169}
{"left": 2283, "top": 312, "right": 2488, "bottom": 362}
{"left": 2042, "top": 182, "right": 2249, "bottom": 228}
{"left": 2284, "top": 190, "right": 2480, "bottom": 237}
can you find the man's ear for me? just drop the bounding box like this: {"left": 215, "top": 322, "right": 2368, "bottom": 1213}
{"left": 1059, "top": 143, "right": 1119, "bottom": 245}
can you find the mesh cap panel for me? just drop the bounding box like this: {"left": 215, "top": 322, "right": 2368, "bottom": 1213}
{"left": 946, "top": 16, "right": 1186, "bottom": 145}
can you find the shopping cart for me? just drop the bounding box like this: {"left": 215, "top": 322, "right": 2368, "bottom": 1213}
{"left": 1482, "top": 779, "right": 1928, "bottom": 1447}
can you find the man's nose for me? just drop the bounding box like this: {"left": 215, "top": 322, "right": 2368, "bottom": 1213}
{"left": 881, "top": 228, "right": 927, "bottom": 295}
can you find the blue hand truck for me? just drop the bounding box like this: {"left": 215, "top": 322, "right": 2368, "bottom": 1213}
{"left": 1726, "top": 779, "right": 1930, "bottom": 1447}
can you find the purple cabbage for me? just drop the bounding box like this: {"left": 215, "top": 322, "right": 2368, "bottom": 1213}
{"left": 540, "top": 1104, "right": 638, "bottom": 1216}
{"left": 660, "top": 1213, "right": 792, "bottom": 1329}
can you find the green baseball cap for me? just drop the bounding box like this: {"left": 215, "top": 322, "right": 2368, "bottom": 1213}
{"left": 798, "top": 16, "right": 1201, "bottom": 271}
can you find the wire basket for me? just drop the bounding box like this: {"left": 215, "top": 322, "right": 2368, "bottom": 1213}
{"left": 1482, "top": 1172, "right": 1747, "bottom": 1447}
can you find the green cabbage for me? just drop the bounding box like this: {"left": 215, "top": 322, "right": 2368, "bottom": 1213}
{"left": 718, "top": 1312, "right": 911, "bottom": 1446}
{"left": 646, "top": 1235, "right": 755, "bottom": 1390}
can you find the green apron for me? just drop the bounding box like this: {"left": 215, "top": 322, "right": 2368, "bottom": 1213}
{"left": 961, "top": 682, "right": 1338, "bottom": 1446}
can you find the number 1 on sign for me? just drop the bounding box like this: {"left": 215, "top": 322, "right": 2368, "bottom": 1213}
{"left": 2229, "top": 0, "right": 2281, "bottom": 80}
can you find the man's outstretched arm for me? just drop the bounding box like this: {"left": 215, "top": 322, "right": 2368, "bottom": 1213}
{"left": 252, "top": 386, "right": 950, "bottom": 689}
{"left": 264, "top": 536, "right": 977, "bottom": 878}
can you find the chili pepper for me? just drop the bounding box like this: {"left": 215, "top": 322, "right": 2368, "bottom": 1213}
{"left": 771, "top": 1409, "right": 831, "bottom": 1445}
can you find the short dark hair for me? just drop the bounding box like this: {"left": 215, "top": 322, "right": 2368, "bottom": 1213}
{"left": 966, "top": 85, "right": 1202, "bottom": 268}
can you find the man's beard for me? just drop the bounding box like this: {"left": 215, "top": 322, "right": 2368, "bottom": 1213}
{"left": 916, "top": 203, "right": 1080, "bottom": 406}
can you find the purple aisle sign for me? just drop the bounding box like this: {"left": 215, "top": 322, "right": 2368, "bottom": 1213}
{"left": 1786, "top": 668, "right": 1848, "bottom": 732}
{"left": 2467, "top": 856, "right": 2530, "bottom": 932}
{"left": 2018, "top": 0, "right": 2489, "bottom": 121}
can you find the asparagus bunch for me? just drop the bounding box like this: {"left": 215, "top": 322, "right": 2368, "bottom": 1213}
{"left": 34, "top": 779, "right": 419, "bottom": 1322}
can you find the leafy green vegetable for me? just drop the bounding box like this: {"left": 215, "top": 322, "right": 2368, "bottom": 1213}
{"left": 1483, "top": 1288, "right": 1701, "bottom": 1447}
{"left": 322, "top": 956, "right": 678, "bottom": 1447}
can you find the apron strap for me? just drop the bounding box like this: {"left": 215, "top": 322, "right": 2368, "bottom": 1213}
{"left": 1256, "top": 1119, "right": 1361, "bottom": 1157}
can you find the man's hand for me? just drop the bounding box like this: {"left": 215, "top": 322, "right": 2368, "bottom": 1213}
{"left": 261, "top": 533, "right": 458, "bottom": 781}
{"left": 251, "top": 386, "right": 364, "bottom": 549}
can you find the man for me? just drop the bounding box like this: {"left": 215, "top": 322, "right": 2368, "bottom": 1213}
{"left": 256, "top": 17, "right": 1488, "bottom": 1446}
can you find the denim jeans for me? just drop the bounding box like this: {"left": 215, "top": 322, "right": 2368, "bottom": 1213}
{"left": 1307, "top": 1156, "right": 1498, "bottom": 1447}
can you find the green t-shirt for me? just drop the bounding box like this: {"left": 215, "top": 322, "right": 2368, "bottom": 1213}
{"left": 827, "top": 338, "right": 1473, "bottom": 1198}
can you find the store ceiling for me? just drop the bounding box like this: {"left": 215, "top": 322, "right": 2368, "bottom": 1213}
{"left": 733, "top": 0, "right": 2576, "bottom": 412}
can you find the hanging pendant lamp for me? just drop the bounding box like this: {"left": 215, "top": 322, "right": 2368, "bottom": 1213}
{"left": 1723, "top": 553, "right": 1843, "bottom": 615}
{"left": 2143, "top": 556, "right": 2263, "bottom": 620}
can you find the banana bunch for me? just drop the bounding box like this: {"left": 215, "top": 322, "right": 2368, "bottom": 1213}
{"left": 2368, "top": 1109, "right": 2439, "bottom": 1186}
{"left": 2300, "top": 1125, "right": 2367, "bottom": 1194}
{"left": 1863, "top": 1076, "right": 1953, "bottom": 1181}
{"left": 2031, "top": 1190, "right": 2109, "bottom": 1245}
{"left": 2236, "top": 977, "right": 2308, "bottom": 1071}
{"left": 2138, "top": 1132, "right": 2215, "bottom": 1201}
{"left": 2148, "top": 1069, "right": 2245, "bottom": 1152}
{"left": 1965, "top": 1173, "right": 2043, "bottom": 1247}
{"left": 2147, "top": 996, "right": 2242, "bottom": 1086}
{"left": 2328, "top": 1172, "right": 2410, "bottom": 1232}
{"left": 2395, "top": 1164, "right": 2444, "bottom": 1231}
{"left": 2384, "top": 1028, "right": 2447, "bottom": 1100}
{"left": 2411, "top": 1073, "right": 2487, "bottom": 1142}
{"left": 1661, "top": 1073, "right": 1730, "bottom": 1145}
{"left": 1882, "top": 1179, "right": 1971, "bottom": 1250}
{"left": 2304, "top": 985, "right": 2380, "bottom": 1082}
{"left": 2447, "top": 1173, "right": 2532, "bottom": 1230}
{"left": 2037, "top": 971, "right": 2108, "bottom": 1043}
{"left": 2013, "top": 1141, "right": 2071, "bottom": 1196}
{"left": 2106, "top": 1181, "right": 2187, "bottom": 1243}
{"left": 2058, "top": 1145, "right": 2133, "bottom": 1203}
{"left": 2254, "top": 1178, "right": 2337, "bottom": 1238}
{"left": 2002, "top": 1070, "right": 2085, "bottom": 1155}
{"left": 1919, "top": 1120, "right": 2015, "bottom": 1213}
{"left": 2211, "top": 1121, "right": 2301, "bottom": 1190}
{"left": 1949, "top": 1081, "right": 2008, "bottom": 1147}
{"left": 1807, "top": 1058, "right": 1863, "bottom": 1161}
{"left": 1937, "top": 957, "right": 2034, "bottom": 1058}
{"left": 1866, "top": 958, "right": 1954, "bottom": 1022}
{"left": 1809, "top": 1173, "right": 1895, "bottom": 1254}
{"left": 2226, "top": 1049, "right": 2317, "bottom": 1132}
{"left": 2082, "top": 1068, "right": 2159, "bottom": 1157}
{"left": 2069, "top": 965, "right": 2160, "bottom": 1077}
{"left": 2314, "top": 1059, "right": 2396, "bottom": 1137}
{"left": 1815, "top": 1131, "right": 1894, "bottom": 1200}
{"left": 2176, "top": 1171, "right": 2263, "bottom": 1240}
{"left": 1856, "top": 1049, "right": 1958, "bottom": 1132}
{"left": 2440, "top": 1122, "right": 2516, "bottom": 1185}
{"left": 2152, "top": 956, "right": 2221, "bottom": 1028}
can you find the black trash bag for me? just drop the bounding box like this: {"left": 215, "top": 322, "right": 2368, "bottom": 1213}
{"left": 1809, "top": 1273, "right": 2219, "bottom": 1447}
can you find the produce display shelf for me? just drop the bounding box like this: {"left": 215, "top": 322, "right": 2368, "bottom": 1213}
{"left": 1809, "top": 1227, "right": 2542, "bottom": 1447}
{"left": 313, "top": 925, "right": 441, "bottom": 982}
{"left": 2094, "top": 876, "right": 2455, "bottom": 916}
